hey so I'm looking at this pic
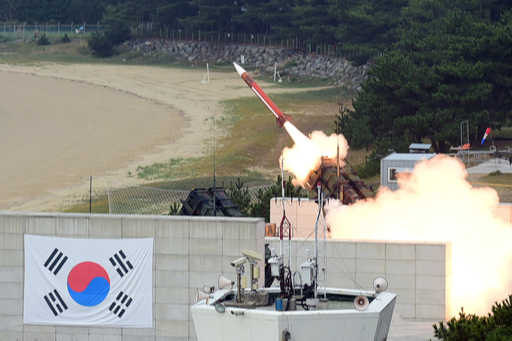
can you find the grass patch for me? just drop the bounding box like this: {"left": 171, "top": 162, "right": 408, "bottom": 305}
{"left": 482, "top": 172, "right": 512, "bottom": 185}
{"left": 493, "top": 126, "right": 512, "bottom": 138}
{"left": 63, "top": 195, "right": 110, "bottom": 214}
{"left": 182, "top": 86, "right": 353, "bottom": 177}
{"left": 0, "top": 39, "right": 192, "bottom": 68}
{"left": 129, "top": 83, "right": 369, "bottom": 185}
{"left": 137, "top": 158, "right": 187, "bottom": 180}
{"left": 149, "top": 172, "right": 272, "bottom": 191}
{"left": 259, "top": 75, "right": 334, "bottom": 88}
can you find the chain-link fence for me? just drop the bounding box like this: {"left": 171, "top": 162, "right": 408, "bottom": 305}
{"left": 1, "top": 21, "right": 358, "bottom": 57}
{"left": 132, "top": 22, "right": 340, "bottom": 56}
{"left": 102, "top": 178, "right": 273, "bottom": 215}
{"left": 0, "top": 23, "right": 107, "bottom": 39}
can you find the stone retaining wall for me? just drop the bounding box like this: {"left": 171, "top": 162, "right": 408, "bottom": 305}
{"left": 128, "top": 39, "right": 368, "bottom": 90}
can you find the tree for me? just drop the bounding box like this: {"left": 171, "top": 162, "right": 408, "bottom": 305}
{"left": 333, "top": 0, "right": 408, "bottom": 65}
{"left": 0, "top": 0, "right": 24, "bottom": 22}
{"left": 155, "top": 0, "right": 195, "bottom": 29}
{"left": 226, "top": 178, "right": 252, "bottom": 216}
{"left": 337, "top": 3, "right": 512, "bottom": 154}
{"left": 179, "top": 0, "right": 242, "bottom": 33}
{"left": 257, "top": 0, "right": 298, "bottom": 39}
{"left": 249, "top": 176, "right": 306, "bottom": 222}
{"left": 293, "top": 0, "right": 338, "bottom": 45}
{"left": 68, "top": 0, "right": 103, "bottom": 23}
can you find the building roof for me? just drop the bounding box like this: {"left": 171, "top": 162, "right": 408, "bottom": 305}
{"left": 382, "top": 153, "right": 436, "bottom": 161}
{"left": 409, "top": 143, "right": 432, "bottom": 150}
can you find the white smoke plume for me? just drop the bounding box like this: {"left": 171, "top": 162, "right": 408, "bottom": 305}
{"left": 325, "top": 154, "right": 512, "bottom": 316}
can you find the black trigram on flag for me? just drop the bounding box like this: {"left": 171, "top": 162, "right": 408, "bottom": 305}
{"left": 109, "top": 291, "right": 133, "bottom": 318}
{"left": 44, "top": 248, "right": 68, "bottom": 275}
{"left": 109, "top": 250, "right": 133, "bottom": 277}
{"left": 44, "top": 289, "right": 68, "bottom": 317}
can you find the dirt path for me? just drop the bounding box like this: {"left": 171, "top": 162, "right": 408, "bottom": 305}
{"left": 0, "top": 62, "right": 312, "bottom": 211}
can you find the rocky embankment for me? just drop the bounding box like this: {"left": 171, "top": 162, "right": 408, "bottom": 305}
{"left": 128, "top": 39, "right": 368, "bottom": 90}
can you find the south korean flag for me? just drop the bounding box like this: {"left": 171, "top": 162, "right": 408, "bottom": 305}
{"left": 23, "top": 235, "right": 153, "bottom": 327}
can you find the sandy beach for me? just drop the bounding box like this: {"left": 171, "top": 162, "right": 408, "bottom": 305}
{"left": 0, "top": 63, "right": 259, "bottom": 211}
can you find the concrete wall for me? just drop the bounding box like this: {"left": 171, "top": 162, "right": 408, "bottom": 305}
{"left": 0, "top": 212, "right": 265, "bottom": 341}
{"left": 269, "top": 199, "right": 452, "bottom": 320}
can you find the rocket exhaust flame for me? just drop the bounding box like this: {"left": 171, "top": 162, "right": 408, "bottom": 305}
{"left": 282, "top": 122, "right": 349, "bottom": 186}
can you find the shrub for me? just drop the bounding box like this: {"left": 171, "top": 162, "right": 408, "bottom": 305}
{"left": 87, "top": 30, "right": 115, "bottom": 58}
{"left": 60, "top": 33, "right": 71, "bottom": 44}
{"left": 36, "top": 34, "right": 50, "bottom": 46}
{"left": 104, "top": 22, "right": 131, "bottom": 45}
{"left": 87, "top": 22, "right": 131, "bottom": 58}
{"left": 248, "top": 176, "right": 306, "bottom": 222}
{"left": 434, "top": 295, "right": 512, "bottom": 340}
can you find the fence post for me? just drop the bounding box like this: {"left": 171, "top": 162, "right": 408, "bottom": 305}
{"left": 58, "top": 22, "right": 60, "bottom": 36}
{"left": 83, "top": 22, "right": 86, "bottom": 36}
{"left": 89, "top": 175, "right": 92, "bottom": 214}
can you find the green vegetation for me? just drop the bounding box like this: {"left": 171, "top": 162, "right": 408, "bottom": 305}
{"left": 243, "top": 176, "right": 306, "bottom": 222}
{"left": 64, "top": 195, "right": 110, "bottom": 214}
{"left": 87, "top": 7, "right": 132, "bottom": 58}
{"left": 128, "top": 85, "right": 353, "bottom": 184}
{"left": 137, "top": 158, "right": 186, "bottom": 180}
{"left": 36, "top": 34, "right": 50, "bottom": 46}
{"left": 88, "top": 30, "right": 116, "bottom": 58}
{"left": 482, "top": 173, "right": 512, "bottom": 186}
{"left": 60, "top": 33, "right": 71, "bottom": 44}
{"left": 434, "top": 295, "right": 512, "bottom": 340}
{"left": 2, "top": 0, "right": 495, "bottom": 65}
{"left": 337, "top": 1, "right": 512, "bottom": 176}
{"left": 0, "top": 39, "right": 189, "bottom": 66}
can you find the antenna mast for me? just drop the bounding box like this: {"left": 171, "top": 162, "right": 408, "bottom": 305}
{"left": 314, "top": 182, "right": 327, "bottom": 299}
{"left": 279, "top": 156, "right": 292, "bottom": 267}
{"left": 213, "top": 115, "right": 217, "bottom": 216}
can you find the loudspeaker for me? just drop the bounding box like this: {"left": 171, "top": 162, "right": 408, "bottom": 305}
{"left": 218, "top": 275, "right": 234, "bottom": 289}
{"left": 195, "top": 289, "right": 210, "bottom": 303}
{"left": 203, "top": 285, "right": 215, "bottom": 294}
{"left": 354, "top": 295, "right": 369, "bottom": 311}
{"left": 373, "top": 277, "right": 388, "bottom": 293}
